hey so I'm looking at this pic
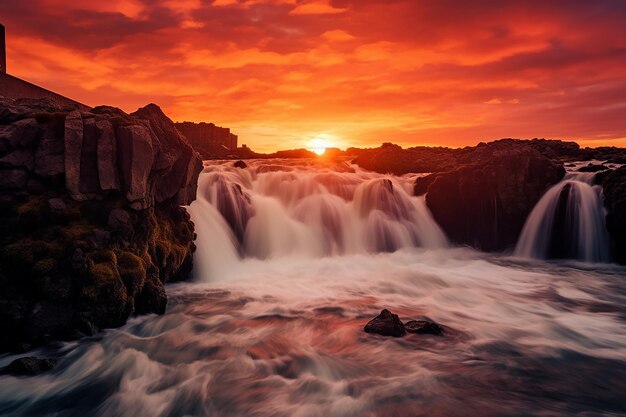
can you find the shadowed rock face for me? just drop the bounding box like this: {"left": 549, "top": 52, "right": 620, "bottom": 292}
{"left": 0, "top": 98, "right": 203, "bottom": 352}
{"left": 415, "top": 141, "right": 565, "bottom": 251}
{"left": 598, "top": 167, "right": 626, "bottom": 263}
{"left": 0, "top": 356, "right": 58, "bottom": 376}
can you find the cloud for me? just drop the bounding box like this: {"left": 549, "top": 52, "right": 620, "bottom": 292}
{"left": 289, "top": 1, "right": 346, "bottom": 15}
{"left": 1, "top": 0, "right": 626, "bottom": 151}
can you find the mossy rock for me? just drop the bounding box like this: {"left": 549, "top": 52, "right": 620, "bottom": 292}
{"left": 32, "top": 258, "right": 57, "bottom": 276}
{"left": 116, "top": 251, "right": 147, "bottom": 297}
{"left": 1, "top": 239, "right": 63, "bottom": 271}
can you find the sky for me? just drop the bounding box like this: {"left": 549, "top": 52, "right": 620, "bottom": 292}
{"left": 2, "top": 0, "right": 626, "bottom": 152}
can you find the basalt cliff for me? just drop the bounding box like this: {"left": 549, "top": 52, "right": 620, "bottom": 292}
{"left": 0, "top": 98, "right": 203, "bottom": 351}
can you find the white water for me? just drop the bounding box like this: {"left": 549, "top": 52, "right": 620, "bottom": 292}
{"left": 2, "top": 159, "right": 626, "bottom": 417}
{"left": 187, "top": 159, "right": 447, "bottom": 281}
{"left": 515, "top": 169, "right": 611, "bottom": 263}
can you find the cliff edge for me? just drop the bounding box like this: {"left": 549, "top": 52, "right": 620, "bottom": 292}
{"left": 0, "top": 98, "right": 203, "bottom": 352}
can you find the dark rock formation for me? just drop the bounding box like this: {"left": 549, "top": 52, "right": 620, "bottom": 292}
{"left": 364, "top": 309, "right": 406, "bottom": 337}
{"left": 175, "top": 121, "right": 237, "bottom": 159}
{"left": 203, "top": 174, "right": 254, "bottom": 245}
{"left": 352, "top": 138, "right": 625, "bottom": 177}
{"left": 0, "top": 356, "right": 58, "bottom": 376}
{"left": 353, "top": 143, "right": 458, "bottom": 175}
{"left": 233, "top": 160, "right": 247, "bottom": 169}
{"left": 417, "top": 141, "right": 565, "bottom": 251}
{"left": 0, "top": 98, "right": 203, "bottom": 352}
{"left": 599, "top": 167, "right": 626, "bottom": 263}
{"left": 404, "top": 319, "right": 443, "bottom": 335}
{"left": 578, "top": 163, "right": 609, "bottom": 173}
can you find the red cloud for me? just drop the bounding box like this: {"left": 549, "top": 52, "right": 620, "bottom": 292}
{"left": 1, "top": 0, "right": 626, "bottom": 151}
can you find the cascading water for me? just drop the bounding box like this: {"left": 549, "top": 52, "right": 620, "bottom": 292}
{"left": 515, "top": 169, "right": 610, "bottom": 262}
{"left": 3, "top": 158, "right": 626, "bottom": 417}
{"left": 187, "top": 159, "right": 448, "bottom": 280}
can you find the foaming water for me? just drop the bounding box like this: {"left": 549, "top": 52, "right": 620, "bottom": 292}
{"left": 2, "top": 159, "right": 626, "bottom": 417}
{"left": 515, "top": 170, "right": 611, "bottom": 262}
{"left": 188, "top": 159, "right": 447, "bottom": 280}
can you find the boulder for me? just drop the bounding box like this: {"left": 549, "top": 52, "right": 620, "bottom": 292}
{"left": 404, "top": 319, "right": 443, "bottom": 335}
{"left": 364, "top": 309, "right": 406, "bottom": 337}
{"left": 0, "top": 357, "right": 58, "bottom": 376}
{"left": 234, "top": 160, "right": 247, "bottom": 169}
{"left": 578, "top": 163, "right": 609, "bottom": 173}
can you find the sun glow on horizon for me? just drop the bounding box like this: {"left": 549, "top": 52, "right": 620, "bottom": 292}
{"left": 306, "top": 133, "right": 337, "bottom": 156}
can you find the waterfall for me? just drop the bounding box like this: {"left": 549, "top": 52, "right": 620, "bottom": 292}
{"left": 514, "top": 171, "right": 610, "bottom": 262}
{"left": 187, "top": 159, "right": 448, "bottom": 280}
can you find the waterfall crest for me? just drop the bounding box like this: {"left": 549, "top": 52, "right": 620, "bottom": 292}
{"left": 188, "top": 159, "right": 448, "bottom": 280}
{"left": 515, "top": 171, "right": 610, "bottom": 262}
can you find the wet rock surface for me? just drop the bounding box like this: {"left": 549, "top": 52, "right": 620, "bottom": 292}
{"left": 0, "top": 98, "right": 203, "bottom": 352}
{"left": 364, "top": 309, "right": 445, "bottom": 338}
{"left": 415, "top": 140, "right": 565, "bottom": 251}
{"left": 404, "top": 319, "right": 444, "bottom": 335}
{"left": 598, "top": 167, "right": 626, "bottom": 263}
{"left": 364, "top": 309, "right": 406, "bottom": 337}
{"left": 0, "top": 356, "right": 58, "bottom": 376}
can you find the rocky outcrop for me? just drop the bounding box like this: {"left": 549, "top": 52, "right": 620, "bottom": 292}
{"left": 415, "top": 141, "right": 565, "bottom": 251}
{"left": 0, "top": 98, "right": 203, "bottom": 352}
{"left": 364, "top": 309, "right": 445, "bottom": 338}
{"left": 352, "top": 138, "right": 626, "bottom": 176}
{"left": 598, "top": 167, "right": 626, "bottom": 263}
{"left": 175, "top": 121, "right": 238, "bottom": 159}
{"left": 353, "top": 143, "right": 458, "bottom": 175}
{"left": 364, "top": 309, "right": 406, "bottom": 337}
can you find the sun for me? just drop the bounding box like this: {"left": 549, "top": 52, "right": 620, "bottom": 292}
{"left": 306, "top": 134, "right": 335, "bottom": 155}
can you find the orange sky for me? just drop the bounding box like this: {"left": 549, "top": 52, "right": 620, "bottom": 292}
{"left": 2, "top": 0, "right": 626, "bottom": 152}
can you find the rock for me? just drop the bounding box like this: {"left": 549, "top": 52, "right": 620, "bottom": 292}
{"left": 117, "top": 124, "right": 154, "bottom": 208}
{"left": 0, "top": 98, "right": 203, "bottom": 352}
{"left": 234, "top": 160, "right": 247, "bottom": 169}
{"left": 578, "top": 163, "right": 609, "bottom": 172}
{"left": 0, "top": 357, "right": 58, "bottom": 376}
{"left": 0, "top": 169, "right": 28, "bottom": 189}
{"left": 364, "top": 309, "right": 406, "bottom": 337}
{"left": 205, "top": 175, "right": 254, "bottom": 244}
{"left": 419, "top": 141, "right": 565, "bottom": 251}
{"left": 175, "top": 121, "right": 238, "bottom": 159}
{"left": 404, "top": 319, "right": 443, "bottom": 335}
{"left": 0, "top": 149, "right": 35, "bottom": 170}
{"left": 414, "top": 174, "right": 438, "bottom": 196}
{"left": 95, "top": 119, "right": 119, "bottom": 191}
{"left": 47, "top": 197, "right": 66, "bottom": 214}
{"left": 107, "top": 208, "right": 131, "bottom": 231}
{"left": 599, "top": 167, "right": 626, "bottom": 264}
{"left": 78, "top": 117, "right": 100, "bottom": 196}
{"left": 64, "top": 110, "right": 84, "bottom": 199}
